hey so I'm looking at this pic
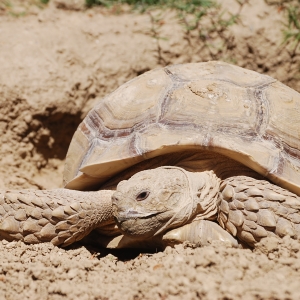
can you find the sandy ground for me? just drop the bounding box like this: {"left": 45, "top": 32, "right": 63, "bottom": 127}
{"left": 0, "top": 0, "right": 300, "bottom": 298}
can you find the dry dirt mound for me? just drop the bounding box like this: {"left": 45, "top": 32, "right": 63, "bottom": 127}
{"left": 0, "top": 0, "right": 300, "bottom": 299}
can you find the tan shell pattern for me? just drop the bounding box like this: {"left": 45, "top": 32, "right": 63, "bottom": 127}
{"left": 64, "top": 61, "right": 300, "bottom": 195}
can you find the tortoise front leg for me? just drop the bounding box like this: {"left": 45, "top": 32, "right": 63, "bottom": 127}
{"left": 0, "top": 189, "right": 116, "bottom": 246}
{"left": 161, "top": 219, "right": 240, "bottom": 248}
{"left": 218, "top": 176, "right": 300, "bottom": 247}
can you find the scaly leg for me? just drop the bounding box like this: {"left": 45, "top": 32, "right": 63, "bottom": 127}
{"left": 218, "top": 176, "right": 300, "bottom": 247}
{"left": 0, "top": 189, "right": 116, "bottom": 246}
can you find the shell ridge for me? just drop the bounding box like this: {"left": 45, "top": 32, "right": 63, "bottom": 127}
{"left": 197, "top": 77, "right": 276, "bottom": 89}
{"left": 253, "top": 87, "right": 270, "bottom": 136}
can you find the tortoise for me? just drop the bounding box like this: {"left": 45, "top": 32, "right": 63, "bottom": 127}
{"left": 1, "top": 61, "right": 300, "bottom": 249}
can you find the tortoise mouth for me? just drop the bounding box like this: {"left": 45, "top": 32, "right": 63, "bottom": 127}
{"left": 113, "top": 209, "right": 172, "bottom": 239}
{"left": 114, "top": 210, "right": 162, "bottom": 223}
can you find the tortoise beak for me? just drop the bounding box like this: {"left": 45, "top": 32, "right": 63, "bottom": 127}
{"left": 113, "top": 208, "right": 161, "bottom": 222}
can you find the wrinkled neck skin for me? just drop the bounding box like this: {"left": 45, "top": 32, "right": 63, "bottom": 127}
{"left": 155, "top": 167, "right": 221, "bottom": 235}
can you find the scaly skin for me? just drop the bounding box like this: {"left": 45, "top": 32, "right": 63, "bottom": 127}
{"left": 113, "top": 167, "right": 300, "bottom": 248}
{"left": 218, "top": 176, "right": 300, "bottom": 247}
{"left": 0, "top": 189, "right": 115, "bottom": 246}
{"left": 0, "top": 187, "right": 237, "bottom": 249}
{"left": 1, "top": 169, "right": 300, "bottom": 249}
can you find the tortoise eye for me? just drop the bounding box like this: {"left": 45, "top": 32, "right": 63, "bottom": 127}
{"left": 136, "top": 191, "right": 150, "bottom": 201}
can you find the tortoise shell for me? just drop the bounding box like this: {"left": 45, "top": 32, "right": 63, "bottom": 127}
{"left": 64, "top": 61, "right": 300, "bottom": 195}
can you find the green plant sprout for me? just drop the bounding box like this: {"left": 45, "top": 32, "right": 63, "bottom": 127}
{"left": 283, "top": 5, "right": 300, "bottom": 53}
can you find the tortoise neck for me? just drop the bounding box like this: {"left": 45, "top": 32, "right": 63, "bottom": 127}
{"left": 186, "top": 170, "right": 221, "bottom": 222}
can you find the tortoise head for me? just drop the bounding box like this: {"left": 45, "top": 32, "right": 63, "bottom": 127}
{"left": 112, "top": 167, "right": 220, "bottom": 239}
